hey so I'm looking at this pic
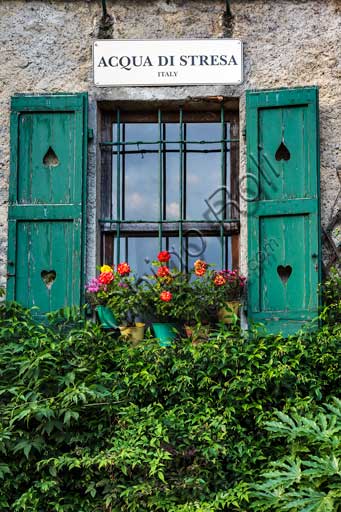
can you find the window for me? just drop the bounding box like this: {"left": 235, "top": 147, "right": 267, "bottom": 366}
{"left": 99, "top": 103, "right": 239, "bottom": 273}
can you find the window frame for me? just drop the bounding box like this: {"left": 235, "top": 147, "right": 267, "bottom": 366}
{"left": 98, "top": 102, "right": 240, "bottom": 271}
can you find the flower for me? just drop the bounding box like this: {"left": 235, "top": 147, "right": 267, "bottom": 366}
{"left": 86, "top": 277, "right": 100, "bottom": 293}
{"left": 118, "top": 282, "right": 129, "bottom": 288}
{"left": 213, "top": 274, "right": 227, "bottom": 286}
{"left": 100, "top": 264, "right": 113, "bottom": 273}
{"left": 194, "top": 259, "right": 208, "bottom": 277}
{"left": 157, "top": 266, "right": 170, "bottom": 278}
{"left": 158, "top": 250, "right": 171, "bottom": 263}
{"left": 117, "top": 262, "right": 131, "bottom": 276}
{"left": 98, "top": 271, "right": 114, "bottom": 285}
{"left": 160, "top": 290, "right": 172, "bottom": 302}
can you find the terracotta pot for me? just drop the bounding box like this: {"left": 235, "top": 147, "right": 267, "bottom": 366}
{"left": 217, "top": 301, "right": 240, "bottom": 324}
{"left": 119, "top": 322, "right": 145, "bottom": 344}
{"left": 184, "top": 324, "right": 210, "bottom": 345}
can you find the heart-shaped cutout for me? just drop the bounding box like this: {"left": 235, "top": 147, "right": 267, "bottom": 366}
{"left": 277, "top": 265, "right": 292, "bottom": 284}
{"left": 43, "top": 146, "right": 60, "bottom": 167}
{"left": 275, "top": 141, "right": 290, "bottom": 161}
{"left": 41, "top": 270, "right": 56, "bottom": 289}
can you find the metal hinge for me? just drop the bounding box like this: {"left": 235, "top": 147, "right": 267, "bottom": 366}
{"left": 88, "top": 128, "right": 94, "bottom": 140}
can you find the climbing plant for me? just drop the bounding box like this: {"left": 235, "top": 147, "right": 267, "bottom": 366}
{"left": 0, "top": 299, "right": 340, "bottom": 511}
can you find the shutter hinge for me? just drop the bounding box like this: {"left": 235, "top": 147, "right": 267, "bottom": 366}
{"left": 88, "top": 128, "right": 94, "bottom": 140}
{"left": 242, "top": 127, "right": 246, "bottom": 140}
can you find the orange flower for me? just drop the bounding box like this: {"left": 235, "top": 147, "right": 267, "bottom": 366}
{"left": 157, "top": 266, "right": 170, "bottom": 278}
{"left": 158, "top": 251, "right": 171, "bottom": 262}
{"left": 98, "top": 271, "right": 114, "bottom": 285}
{"left": 160, "top": 291, "right": 172, "bottom": 302}
{"left": 213, "top": 274, "right": 226, "bottom": 286}
{"left": 194, "top": 259, "right": 207, "bottom": 277}
{"left": 117, "top": 262, "right": 131, "bottom": 276}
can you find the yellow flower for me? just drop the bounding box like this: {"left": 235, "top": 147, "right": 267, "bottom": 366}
{"left": 100, "top": 264, "right": 113, "bottom": 273}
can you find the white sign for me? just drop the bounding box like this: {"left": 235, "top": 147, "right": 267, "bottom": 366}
{"left": 93, "top": 39, "right": 243, "bottom": 87}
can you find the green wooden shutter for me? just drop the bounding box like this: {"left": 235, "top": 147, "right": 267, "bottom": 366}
{"left": 246, "top": 87, "right": 321, "bottom": 336}
{"left": 7, "top": 94, "right": 88, "bottom": 316}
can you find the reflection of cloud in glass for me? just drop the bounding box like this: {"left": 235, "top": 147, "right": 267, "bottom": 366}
{"left": 167, "top": 201, "right": 180, "bottom": 218}
{"left": 187, "top": 174, "right": 200, "bottom": 185}
{"left": 126, "top": 192, "right": 144, "bottom": 208}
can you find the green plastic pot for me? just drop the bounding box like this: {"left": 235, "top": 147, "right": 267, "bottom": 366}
{"left": 152, "top": 322, "right": 177, "bottom": 347}
{"left": 96, "top": 306, "right": 119, "bottom": 329}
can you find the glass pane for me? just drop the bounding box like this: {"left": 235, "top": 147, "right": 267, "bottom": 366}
{"left": 116, "top": 236, "right": 159, "bottom": 276}
{"left": 165, "top": 124, "right": 180, "bottom": 220}
{"left": 185, "top": 123, "right": 223, "bottom": 220}
{"left": 124, "top": 124, "right": 159, "bottom": 221}
{"left": 227, "top": 236, "right": 232, "bottom": 270}
{"left": 186, "top": 235, "right": 223, "bottom": 271}
{"left": 113, "top": 234, "right": 230, "bottom": 275}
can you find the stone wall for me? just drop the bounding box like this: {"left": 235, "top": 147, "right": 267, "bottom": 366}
{"left": 0, "top": 0, "right": 340, "bottom": 288}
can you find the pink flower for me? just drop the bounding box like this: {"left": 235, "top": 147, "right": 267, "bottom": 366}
{"left": 86, "top": 277, "right": 100, "bottom": 293}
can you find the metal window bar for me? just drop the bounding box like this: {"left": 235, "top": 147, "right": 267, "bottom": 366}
{"left": 101, "top": 108, "right": 240, "bottom": 269}
{"left": 116, "top": 108, "right": 121, "bottom": 265}
{"left": 221, "top": 106, "right": 226, "bottom": 268}
{"left": 158, "top": 108, "right": 163, "bottom": 251}
{"left": 179, "top": 108, "right": 184, "bottom": 269}
{"left": 100, "top": 138, "right": 239, "bottom": 146}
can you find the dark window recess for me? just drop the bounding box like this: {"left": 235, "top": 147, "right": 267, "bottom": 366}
{"left": 99, "top": 106, "right": 240, "bottom": 272}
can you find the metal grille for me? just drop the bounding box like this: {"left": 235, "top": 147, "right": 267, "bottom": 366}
{"left": 99, "top": 106, "right": 240, "bottom": 271}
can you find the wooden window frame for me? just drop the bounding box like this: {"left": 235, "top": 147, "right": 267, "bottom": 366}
{"left": 98, "top": 101, "right": 240, "bottom": 270}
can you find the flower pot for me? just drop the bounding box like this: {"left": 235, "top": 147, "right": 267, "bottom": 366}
{"left": 184, "top": 324, "right": 210, "bottom": 344}
{"left": 217, "top": 301, "right": 240, "bottom": 324}
{"left": 119, "top": 323, "right": 145, "bottom": 345}
{"left": 96, "top": 305, "right": 119, "bottom": 329}
{"left": 152, "top": 322, "right": 177, "bottom": 347}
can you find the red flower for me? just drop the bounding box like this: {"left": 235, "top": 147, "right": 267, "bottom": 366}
{"left": 157, "top": 266, "right": 170, "bottom": 278}
{"left": 194, "top": 259, "right": 208, "bottom": 277}
{"left": 158, "top": 251, "right": 171, "bottom": 262}
{"left": 213, "top": 274, "right": 226, "bottom": 286}
{"left": 117, "top": 262, "right": 131, "bottom": 276}
{"left": 98, "top": 271, "right": 114, "bottom": 285}
{"left": 160, "top": 291, "right": 172, "bottom": 302}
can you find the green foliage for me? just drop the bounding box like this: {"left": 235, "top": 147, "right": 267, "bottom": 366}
{"left": 0, "top": 300, "right": 340, "bottom": 511}
{"left": 86, "top": 265, "right": 142, "bottom": 326}
{"left": 252, "top": 398, "right": 341, "bottom": 511}
{"left": 321, "top": 267, "right": 341, "bottom": 324}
